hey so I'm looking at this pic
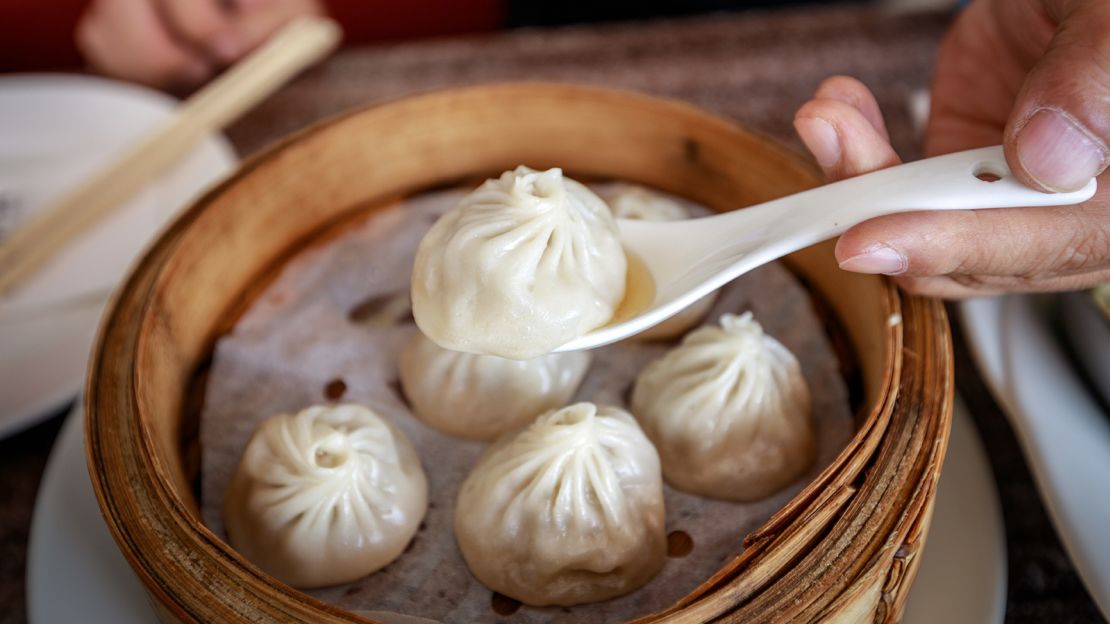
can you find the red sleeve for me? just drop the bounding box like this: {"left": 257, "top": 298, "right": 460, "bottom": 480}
{"left": 0, "top": 0, "right": 89, "bottom": 72}
{"left": 323, "top": 0, "right": 505, "bottom": 43}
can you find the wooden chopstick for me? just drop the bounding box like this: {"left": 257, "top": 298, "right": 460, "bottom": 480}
{"left": 0, "top": 17, "right": 342, "bottom": 297}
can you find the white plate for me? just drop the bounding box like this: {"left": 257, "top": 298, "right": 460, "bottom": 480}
{"left": 28, "top": 397, "right": 1004, "bottom": 623}
{"left": 26, "top": 402, "right": 157, "bottom": 623}
{"left": 961, "top": 296, "right": 1110, "bottom": 619}
{"left": 1060, "top": 290, "right": 1110, "bottom": 407}
{"left": 0, "top": 74, "right": 237, "bottom": 438}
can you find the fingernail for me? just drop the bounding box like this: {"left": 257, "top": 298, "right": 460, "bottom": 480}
{"left": 796, "top": 117, "right": 841, "bottom": 169}
{"left": 1016, "top": 109, "right": 1107, "bottom": 192}
{"left": 838, "top": 244, "right": 907, "bottom": 275}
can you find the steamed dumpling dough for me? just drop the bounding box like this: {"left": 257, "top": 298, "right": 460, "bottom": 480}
{"left": 411, "top": 166, "right": 627, "bottom": 359}
{"left": 454, "top": 402, "right": 666, "bottom": 606}
{"left": 606, "top": 184, "right": 690, "bottom": 221}
{"left": 631, "top": 312, "right": 815, "bottom": 501}
{"left": 605, "top": 184, "right": 717, "bottom": 340}
{"left": 398, "top": 330, "right": 592, "bottom": 441}
{"left": 224, "top": 404, "right": 427, "bottom": 588}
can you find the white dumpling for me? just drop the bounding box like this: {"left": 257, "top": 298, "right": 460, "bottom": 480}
{"left": 605, "top": 184, "right": 717, "bottom": 340}
{"left": 411, "top": 166, "right": 627, "bottom": 359}
{"left": 398, "top": 330, "right": 592, "bottom": 441}
{"left": 631, "top": 312, "right": 815, "bottom": 501}
{"left": 606, "top": 184, "right": 691, "bottom": 222}
{"left": 454, "top": 402, "right": 666, "bottom": 606}
{"left": 224, "top": 404, "right": 427, "bottom": 588}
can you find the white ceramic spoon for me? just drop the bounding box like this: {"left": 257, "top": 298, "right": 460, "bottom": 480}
{"left": 555, "top": 146, "right": 1097, "bottom": 352}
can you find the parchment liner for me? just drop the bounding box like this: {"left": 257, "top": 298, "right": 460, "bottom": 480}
{"left": 200, "top": 186, "right": 853, "bottom": 623}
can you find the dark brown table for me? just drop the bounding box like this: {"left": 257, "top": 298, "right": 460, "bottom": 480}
{"left": 1, "top": 5, "right": 1105, "bottom": 623}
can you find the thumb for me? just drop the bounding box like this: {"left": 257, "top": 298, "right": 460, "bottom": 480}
{"left": 1005, "top": 0, "right": 1110, "bottom": 192}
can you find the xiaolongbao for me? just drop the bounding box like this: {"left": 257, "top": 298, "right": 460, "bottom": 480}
{"left": 411, "top": 166, "right": 627, "bottom": 359}
{"left": 605, "top": 184, "right": 691, "bottom": 222}
{"left": 630, "top": 312, "right": 815, "bottom": 501}
{"left": 603, "top": 184, "right": 717, "bottom": 340}
{"left": 454, "top": 402, "right": 665, "bottom": 606}
{"left": 224, "top": 404, "right": 427, "bottom": 588}
{"left": 398, "top": 330, "right": 592, "bottom": 441}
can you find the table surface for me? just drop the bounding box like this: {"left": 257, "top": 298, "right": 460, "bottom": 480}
{"left": 1, "top": 5, "right": 1106, "bottom": 623}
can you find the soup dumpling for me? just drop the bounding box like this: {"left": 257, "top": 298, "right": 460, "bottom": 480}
{"left": 398, "top": 330, "right": 591, "bottom": 441}
{"left": 454, "top": 402, "right": 666, "bottom": 606}
{"left": 631, "top": 312, "right": 815, "bottom": 501}
{"left": 605, "top": 184, "right": 690, "bottom": 221}
{"left": 224, "top": 404, "right": 427, "bottom": 588}
{"left": 411, "top": 166, "right": 627, "bottom": 359}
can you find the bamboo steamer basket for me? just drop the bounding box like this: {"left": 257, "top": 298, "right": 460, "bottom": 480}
{"left": 86, "top": 83, "right": 952, "bottom": 624}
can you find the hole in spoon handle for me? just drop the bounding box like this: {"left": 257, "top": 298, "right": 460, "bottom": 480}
{"left": 973, "top": 161, "right": 1005, "bottom": 183}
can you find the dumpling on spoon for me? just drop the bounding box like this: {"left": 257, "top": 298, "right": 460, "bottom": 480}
{"left": 411, "top": 166, "right": 627, "bottom": 360}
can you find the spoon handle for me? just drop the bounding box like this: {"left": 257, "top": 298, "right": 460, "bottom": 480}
{"left": 560, "top": 146, "right": 1098, "bottom": 352}
{"left": 739, "top": 145, "right": 1097, "bottom": 251}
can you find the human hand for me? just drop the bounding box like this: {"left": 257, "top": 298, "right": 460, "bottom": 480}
{"left": 77, "top": 0, "right": 324, "bottom": 91}
{"left": 794, "top": 0, "right": 1110, "bottom": 297}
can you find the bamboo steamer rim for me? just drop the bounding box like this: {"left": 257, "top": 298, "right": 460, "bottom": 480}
{"left": 85, "top": 82, "right": 953, "bottom": 624}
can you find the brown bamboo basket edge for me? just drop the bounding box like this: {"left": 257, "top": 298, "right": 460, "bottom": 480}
{"left": 85, "top": 82, "right": 953, "bottom": 624}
